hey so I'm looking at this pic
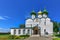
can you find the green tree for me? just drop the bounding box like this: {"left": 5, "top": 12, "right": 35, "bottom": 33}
{"left": 58, "top": 23, "right": 60, "bottom": 34}
{"left": 19, "top": 24, "right": 25, "bottom": 28}
{"left": 53, "top": 21, "right": 59, "bottom": 33}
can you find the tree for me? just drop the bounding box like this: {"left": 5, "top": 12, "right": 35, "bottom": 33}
{"left": 53, "top": 21, "right": 59, "bottom": 33}
{"left": 19, "top": 24, "right": 25, "bottom": 28}
{"left": 58, "top": 23, "right": 60, "bottom": 34}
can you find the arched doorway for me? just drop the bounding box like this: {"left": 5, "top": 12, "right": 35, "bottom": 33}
{"left": 33, "top": 26, "right": 41, "bottom": 35}
{"left": 34, "top": 30, "right": 38, "bottom": 34}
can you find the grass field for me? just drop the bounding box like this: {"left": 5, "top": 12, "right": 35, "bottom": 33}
{"left": 0, "top": 34, "right": 29, "bottom": 40}
{"left": 53, "top": 38, "right": 60, "bottom": 40}
{"left": 0, "top": 34, "right": 10, "bottom": 40}
{"left": 0, "top": 34, "right": 60, "bottom": 40}
{"left": 0, "top": 34, "right": 9, "bottom": 38}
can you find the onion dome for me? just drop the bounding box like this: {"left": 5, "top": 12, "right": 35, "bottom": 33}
{"left": 43, "top": 9, "right": 48, "bottom": 15}
{"left": 30, "top": 10, "right": 36, "bottom": 16}
{"left": 38, "top": 10, "right": 43, "bottom": 15}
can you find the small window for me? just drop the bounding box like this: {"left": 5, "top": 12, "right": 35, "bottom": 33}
{"left": 18, "top": 29, "right": 21, "bottom": 34}
{"left": 45, "top": 32, "right": 48, "bottom": 35}
{"left": 23, "top": 29, "right": 25, "bottom": 34}
{"left": 44, "top": 29, "right": 46, "bottom": 32}
{"left": 44, "top": 22, "right": 46, "bottom": 25}
{"left": 28, "top": 29, "right": 30, "bottom": 34}
{"left": 14, "top": 29, "right": 16, "bottom": 35}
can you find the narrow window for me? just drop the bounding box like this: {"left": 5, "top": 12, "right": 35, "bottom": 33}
{"left": 18, "top": 29, "right": 21, "bottom": 34}
{"left": 44, "top": 22, "right": 46, "bottom": 25}
{"left": 23, "top": 29, "right": 25, "bottom": 34}
{"left": 28, "top": 29, "right": 30, "bottom": 34}
{"left": 14, "top": 29, "right": 16, "bottom": 35}
{"left": 44, "top": 29, "right": 46, "bottom": 32}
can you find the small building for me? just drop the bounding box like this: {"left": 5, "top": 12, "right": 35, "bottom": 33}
{"left": 10, "top": 9, "right": 53, "bottom": 36}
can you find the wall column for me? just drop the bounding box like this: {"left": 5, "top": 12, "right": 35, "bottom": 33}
{"left": 16, "top": 29, "right": 19, "bottom": 36}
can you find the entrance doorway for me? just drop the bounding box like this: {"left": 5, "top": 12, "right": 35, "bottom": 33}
{"left": 33, "top": 26, "right": 40, "bottom": 35}
{"left": 34, "top": 30, "right": 38, "bottom": 34}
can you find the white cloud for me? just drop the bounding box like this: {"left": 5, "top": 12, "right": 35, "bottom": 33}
{"left": 0, "top": 28, "right": 10, "bottom": 33}
{"left": 0, "top": 16, "right": 9, "bottom": 20}
{"left": 0, "top": 16, "right": 6, "bottom": 20}
{"left": 4, "top": 16, "right": 9, "bottom": 19}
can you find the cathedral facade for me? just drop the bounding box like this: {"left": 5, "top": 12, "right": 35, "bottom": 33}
{"left": 11, "top": 9, "right": 53, "bottom": 36}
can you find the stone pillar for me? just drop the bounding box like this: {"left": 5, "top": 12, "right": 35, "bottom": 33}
{"left": 11, "top": 29, "right": 14, "bottom": 35}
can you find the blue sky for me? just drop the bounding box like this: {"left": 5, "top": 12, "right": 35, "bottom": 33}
{"left": 0, "top": 0, "right": 60, "bottom": 32}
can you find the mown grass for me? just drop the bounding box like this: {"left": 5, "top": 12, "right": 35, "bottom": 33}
{"left": 0, "top": 34, "right": 10, "bottom": 40}
{"left": 0, "top": 34, "right": 30, "bottom": 40}
{"left": 53, "top": 38, "right": 60, "bottom": 40}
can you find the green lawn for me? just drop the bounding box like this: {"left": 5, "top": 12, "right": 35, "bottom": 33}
{"left": 0, "top": 34, "right": 9, "bottom": 38}
{"left": 0, "top": 34, "right": 10, "bottom": 40}
{"left": 53, "top": 38, "right": 60, "bottom": 40}
{"left": 0, "top": 34, "right": 60, "bottom": 40}
{"left": 0, "top": 34, "right": 29, "bottom": 40}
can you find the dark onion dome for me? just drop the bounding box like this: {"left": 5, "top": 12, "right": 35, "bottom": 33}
{"left": 43, "top": 9, "right": 48, "bottom": 15}
{"left": 30, "top": 10, "right": 36, "bottom": 16}
{"left": 38, "top": 10, "right": 43, "bottom": 15}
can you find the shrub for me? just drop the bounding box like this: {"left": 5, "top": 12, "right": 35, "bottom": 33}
{"left": 20, "top": 35, "right": 30, "bottom": 37}
{"left": 15, "top": 36, "right": 20, "bottom": 39}
{"left": 55, "top": 34, "right": 60, "bottom": 37}
{"left": 8, "top": 35, "right": 30, "bottom": 39}
{"left": 8, "top": 35, "right": 16, "bottom": 39}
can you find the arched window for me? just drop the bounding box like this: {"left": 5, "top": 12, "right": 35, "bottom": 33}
{"left": 18, "top": 29, "right": 21, "bottom": 34}
{"left": 23, "top": 29, "right": 25, "bottom": 34}
{"left": 14, "top": 29, "right": 16, "bottom": 35}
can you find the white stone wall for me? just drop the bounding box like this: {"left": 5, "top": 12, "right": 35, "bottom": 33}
{"left": 46, "top": 22, "right": 53, "bottom": 35}
{"left": 32, "top": 15, "right": 35, "bottom": 19}
{"left": 10, "top": 29, "right": 32, "bottom": 36}
{"left": 25, "top": 19, "right": 33, "bottom": 27}
{"left": 38, "top": 15, "right": 42, "bottom": 18}
{"left": 38, "top": 17, "right": 53, "bottom": 36}
{"left": 11, "top": 29, "right": 14, "bottom": 35}
{"left": 43, "top": 14, "right": 47, "bottom": 18}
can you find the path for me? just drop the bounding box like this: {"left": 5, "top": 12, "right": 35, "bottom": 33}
{"left": 24, "top": 35, "right": 52, "bottom": 40}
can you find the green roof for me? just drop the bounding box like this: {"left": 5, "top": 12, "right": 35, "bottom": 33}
{"left": 43, "top": 9, "right": 48, "bottom": 15}
{"left": 30, "top": 10, "right": 36, "bottom": 15}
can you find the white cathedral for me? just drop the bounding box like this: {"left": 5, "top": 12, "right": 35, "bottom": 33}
{"left": 11, "top": 9, "right": 53, "bottom": 36}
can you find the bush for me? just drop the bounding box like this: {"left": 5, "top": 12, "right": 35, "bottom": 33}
{"left": 15, "top": 36, "right": 20, "bottom": 39}
{"left": 55, "top": 34, "right": 60, "bottom": 37}
{"left": 20, "top": 35, "right": 30, "bottom": 37}
{"left": 8, "top": 35, "right": 16, "bottom": 39}
{"left": 8, "top": 35, "right": 30, "bottom": 39}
